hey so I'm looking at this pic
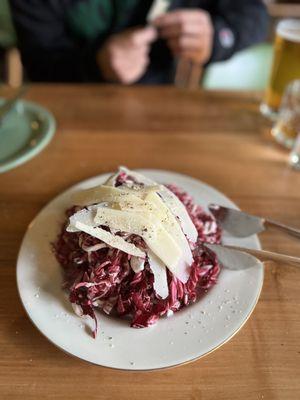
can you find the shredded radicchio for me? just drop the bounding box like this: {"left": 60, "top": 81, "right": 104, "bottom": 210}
{"left": 53, "top": 184, "right": 222, "bottom": 338}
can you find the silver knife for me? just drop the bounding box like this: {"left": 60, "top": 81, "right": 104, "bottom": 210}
{"left": 205, "top": 244, "right": 300, "bottom": 269}
{"left": 209, "top": 204, "right": 300, "bottom": 239}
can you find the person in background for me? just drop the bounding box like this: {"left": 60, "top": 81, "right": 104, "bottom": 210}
{"left": 9, "top": 0, "right": 268, "bottom": 84}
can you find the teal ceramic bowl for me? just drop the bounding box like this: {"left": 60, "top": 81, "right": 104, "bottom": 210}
{"left": 0, "top": 99, "right": 56, "bottom": 173}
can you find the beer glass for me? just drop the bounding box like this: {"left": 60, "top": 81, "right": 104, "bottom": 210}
{"left": 272, "top": 79, "right": 300, "bottom": 149}
{"left": 261, "top": 19, "right": 300, "bottom": 118}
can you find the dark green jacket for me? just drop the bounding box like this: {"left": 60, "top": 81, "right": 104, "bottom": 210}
{"left": 9, "top": 0, "right": 268, "bottom": 83}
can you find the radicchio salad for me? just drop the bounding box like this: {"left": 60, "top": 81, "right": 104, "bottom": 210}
{"left": 54, "top": 167, "right": 222, "bottom": 337}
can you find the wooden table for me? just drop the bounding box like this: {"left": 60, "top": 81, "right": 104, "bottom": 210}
{"left": 0, "top": 85, "right": 299, "bottom": 400}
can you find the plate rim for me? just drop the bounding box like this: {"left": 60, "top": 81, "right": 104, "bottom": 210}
{"left": 0, "top": 99, "right": 56, "bottom": 173}
{"left": 16, "top": 169, "right": 264, "bottom": 370}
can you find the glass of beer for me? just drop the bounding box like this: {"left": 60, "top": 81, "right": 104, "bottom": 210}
{"left": 272, "top": 79, "right": 300, "bottom": 149}
{"left": 261, "top": 19, "right": 300, "bottom": 118}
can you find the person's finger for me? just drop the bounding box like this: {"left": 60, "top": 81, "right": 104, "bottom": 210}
{"left": 119, "top": 50, "right": 150, "bottom": 70}
{"left": 154, "top": 10, "right": 207, "bottom": 28}
{"left": 167, "top": 35, "right": 206, "bottom": 53}
{"left": 122, "top": 45, "right": 149, "bottom": 58}
{"left": 119, "top": 56, "right": 150, "bottom": 84}
{"left": 130, "top": 45, "right": 150, "bottom": 59}
{"left": 159, "top": 22, "right": 203, "bottom": 39}
{"left": 130, "top": 26, "right": 158, "bottom": 46}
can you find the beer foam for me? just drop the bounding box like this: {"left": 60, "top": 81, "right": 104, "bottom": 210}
{"left": 277, "top": 19, "right": 300, "bottom": 43}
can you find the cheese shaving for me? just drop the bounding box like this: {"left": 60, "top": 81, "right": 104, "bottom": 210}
{"left": 117, "top": 167, "right": 198, "bottom": 243}
{"left": 94, "top": 207, "right": 183, "bottom": 274}
{"left": 147, "top": 250, "right": 169, "bottom": 299}
{"left": 72, "top": 221, "right": 145, "bottom": 258}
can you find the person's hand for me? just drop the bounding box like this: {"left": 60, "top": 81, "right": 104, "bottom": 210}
{"left": 97, "top": 27, "right": 157, "bottom": 84}
{"left": 154, "top": 10, "right": 213, "bottom": 64}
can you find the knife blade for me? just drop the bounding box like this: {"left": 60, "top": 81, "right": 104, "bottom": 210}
{"left": 209, "top": 204, "right": 300, "bottom": 239}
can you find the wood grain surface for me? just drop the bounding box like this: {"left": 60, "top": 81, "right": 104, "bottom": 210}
{"left": 0, "top": 85, "right": 299, "bottom": 400}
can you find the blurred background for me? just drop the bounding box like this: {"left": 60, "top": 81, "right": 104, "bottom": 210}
{"left": 0, "top": 0, "right": 299, "bottom": 89}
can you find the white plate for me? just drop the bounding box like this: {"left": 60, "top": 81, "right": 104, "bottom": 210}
{"left": 17, "top": 170, "right": 263, "bottom": 370}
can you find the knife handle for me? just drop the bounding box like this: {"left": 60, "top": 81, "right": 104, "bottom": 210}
{"left": 226, "top": 246, "right": 300, "bottom": 268}
{"left": 265, "top": 220, "right": 300, "bottom": 239}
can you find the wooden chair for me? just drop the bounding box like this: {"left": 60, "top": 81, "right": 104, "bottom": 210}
{"left": 0, "top": 0, "right": 23, "bottom": 87}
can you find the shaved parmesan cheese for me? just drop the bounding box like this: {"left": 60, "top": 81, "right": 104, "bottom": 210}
{"left": 67, "top": 208, "right": 96, "bottom": 232}
{"left": 147, "top": 250, "right": 169, "bottom": 299}
{"left": 120, "top": 184, "right": 163, "bottom": 197}
{"left": 95, "top": 207, "right": 157, "bottom": 237}
{"left": 116, "top": 191, "right": 192, "bottom": 282}
{"left": 158, "top": 188, "right": 198, "bottom": 243}
{"left": 104, "top": 171, "right": 119, "bottom": 187}
{"left": 72, "top": 184, "right": 160, "bottom": 208}
{"left": 145, "top": 191, "right": 193, "bottom": 264}
{"left": 145, "top": 191, "right": 193, "bottom": 283}
{"left": 72, "top": 185, "right": 142, "bottom": 207}
{"left": 94, "top": 207, "right": 183, "bottom": 274}
{"left": 118, "top": 167, "right": 198, "bottom": 243}
{"left": 72, "top": 221, "right": 145, "bottom": 258}
{"left": 130, "top": 257, "right": 145, "bottom": 273}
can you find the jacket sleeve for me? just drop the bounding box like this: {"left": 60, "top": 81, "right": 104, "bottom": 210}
{"left": 209, "top": 0, "right": 269, "bottom": 62}
{"left": 9, "top": 0, "right": 102, "bottom": 82}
